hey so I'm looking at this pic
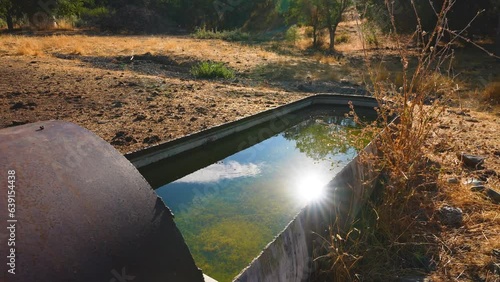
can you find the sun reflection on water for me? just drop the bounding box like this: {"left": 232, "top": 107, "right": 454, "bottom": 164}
{"left": 295, "top": 170, "right": 331, "bottom": 204}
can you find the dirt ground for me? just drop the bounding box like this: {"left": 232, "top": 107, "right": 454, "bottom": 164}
{"left": 0, "top": 28, "right": 499, "bottom": 280}
{"left": 0, "top": 33, "right": 370, "bottom": 154}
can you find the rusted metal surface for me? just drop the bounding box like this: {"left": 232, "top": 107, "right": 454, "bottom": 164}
{"left": 0, "top": 121, "right": 203, "bottom": 282}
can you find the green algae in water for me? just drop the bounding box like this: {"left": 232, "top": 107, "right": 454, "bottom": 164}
{"left": 155, "top": 114, "right": 360, "bottom": 282}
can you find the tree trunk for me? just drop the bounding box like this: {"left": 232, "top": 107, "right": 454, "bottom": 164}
{"left": 6, "top": 10, "right": 14, "bottom": 32}
{"left": 313, "top": 24, "right": 317, "bottom": 47}
{"left": 496, "top": 14, "right": 500, "bottom": 56}
{"left": 328, "top": 24, "right": 337, "bottom": 51}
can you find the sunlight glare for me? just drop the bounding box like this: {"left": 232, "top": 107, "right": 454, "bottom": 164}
{"left": 295, "top": 172, "right": 328, "bottom": 203}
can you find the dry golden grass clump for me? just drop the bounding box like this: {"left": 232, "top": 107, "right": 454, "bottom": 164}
{"left": 482, "top": 81, "right": 500, "bottom": 105}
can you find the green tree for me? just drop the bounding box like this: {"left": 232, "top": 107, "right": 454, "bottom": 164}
{"left": 288, "top": 0, "right": 350, "bottom": 50}
{"left": 0, "top": 0, "right": 16, "bottom": 31}
{"left": 321, "top": 0, "right": 350, "bottom": 51}
{"left": 0, "top": 0, "right": 98, "bottom": 31}
{"left": 288, "top": 0, "right": 322, "bottom": 47}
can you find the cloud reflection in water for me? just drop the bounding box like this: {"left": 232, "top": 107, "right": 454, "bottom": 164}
{"left": 174, "top": 161, "right": 262, "bottom": 183}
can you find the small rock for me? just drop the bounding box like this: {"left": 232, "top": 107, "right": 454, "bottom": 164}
{"left": 439, "top": 205, "right": 463, "bottom": 227}
{"left": 10, "top": 102, "right": 26, "bottom": 110}
{"left": 448, "top": 109, "right": 470, "bottom": 116}
{"left": 478, "top": 169, "right": 498, "bottom": 181}
{"left": 488, "top": 262, "right": 500, "bottom": 275}
{"left": 465, "top": 118, "right": 479, "bottom": 123}
{"left": 470, "top": 186, "right": 485, "bottom": 192}
{"left": 297, "top": 84, "right": 312, "bottom": 92}
{"left": 143, "top": 135, "right": 161, "bottom": 144}
{"left": 467, "top": 179, "right": 487, "bottom": 192}
{"left": 447, "top": 177, "right": 459, "bottom": 184}
{"left": 486, "top": 188, "right": 500, "bottom": 204}
{"left": 465, "top": 178, "right": 485, "bottom": 187}
{"left": 190, "top": 117, "right": 198, "bottom": 122}
{"left": 111, "top": 101, "right": 123, "bottom": 108}
{"left": 176, "top": 105, "right": 186, "bottom": 113}
{"left": 6, "top": 91, "right": 22, "bottom": 98}
{"left": 133, "top": 114, "right": 147, "bottom": 122}
{"left": 457, "top": 153, "right": 485, "bottom": 169}
{"left": 110, "top": 131, "right": 137, "bottom": 146}
{"left": 399, "top": 276, "right": 430, "bottom": 282}
{"left": 195, "top": 107, "right": 208, "bottom": 115}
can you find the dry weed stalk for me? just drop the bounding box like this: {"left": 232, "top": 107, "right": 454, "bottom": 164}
{"left": 316, "top": 0, "right": 488, "bottom": 279}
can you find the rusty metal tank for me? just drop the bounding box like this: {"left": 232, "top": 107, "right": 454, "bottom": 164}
{"left": 0, "top": 121, "right": 204, "bottom": 282}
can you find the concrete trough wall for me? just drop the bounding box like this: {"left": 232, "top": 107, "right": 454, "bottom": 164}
{"left": 125, "top": 94, "right": 378, "bottom": 168}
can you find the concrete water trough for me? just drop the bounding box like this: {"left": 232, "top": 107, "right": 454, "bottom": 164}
{"left": 0, "top": 94, "right": 381, "bottom": 282}
{"left": 126, "top": 94, "right": 382, "bottom": 281}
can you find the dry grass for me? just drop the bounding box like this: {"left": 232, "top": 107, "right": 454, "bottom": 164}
{"left": 312, "top": 53, "right": 339, "bottom": 65}
{"left": 314, "top": 1, "right": 500, "bottom": 281}
{"left": 54, "top": 18, "right": 75, "bottom": 30}
{"left": 0, "top": 34, "right": 290, "bottom": 73}
{"left": 14, "top": 40, "right": 44, "bottom": 56}
{"left": 482, "top": 82, "right": 500, "bottom": 106}
{"left": 432, "top": 175, "right": 500, "bottom": 280}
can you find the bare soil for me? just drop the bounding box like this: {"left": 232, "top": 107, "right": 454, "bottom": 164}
{"left": 0, "top": 33, "right": 368, "bottom": 153}
{"left": 0, "top": 28, "right": 499, "bottom": 280}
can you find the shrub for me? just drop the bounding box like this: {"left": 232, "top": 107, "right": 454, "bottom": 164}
{"left": 0, "top": 18, "right": 7, "bottom": 29}
{"left": 285, "top": 25, "right": 300, "bottom": 45}
{"left": 361, "top": 22, "right": 379, "bottom": 47}
{"left": 191, "top": 61, "right": 235, "bottom": 79}
{"left": 99, "top": 5, "right": 170, "bottom": 33}
{"left": 335, "top": 33, "right": 350, "bottom": 44}
{"left": 192, "top": 27, "right": 250, "bottom": 41}
{"left": 76, "top": 7, "right": 109, "bottom": 28}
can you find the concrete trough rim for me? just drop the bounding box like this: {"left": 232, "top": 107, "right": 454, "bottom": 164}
{"left": 125, "top": 93, "right": 378, "bottom": 169}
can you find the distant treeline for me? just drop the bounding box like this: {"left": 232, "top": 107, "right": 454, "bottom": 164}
{"left": 0, "top": 0, "right": 283, "bottom": 32}
{"left": 0, "top": 0, "right": 498, "bottom": 40}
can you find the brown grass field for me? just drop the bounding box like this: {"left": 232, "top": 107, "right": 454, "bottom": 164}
{"left": 0, "top": 21, "right": 499, "bottom": 281}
